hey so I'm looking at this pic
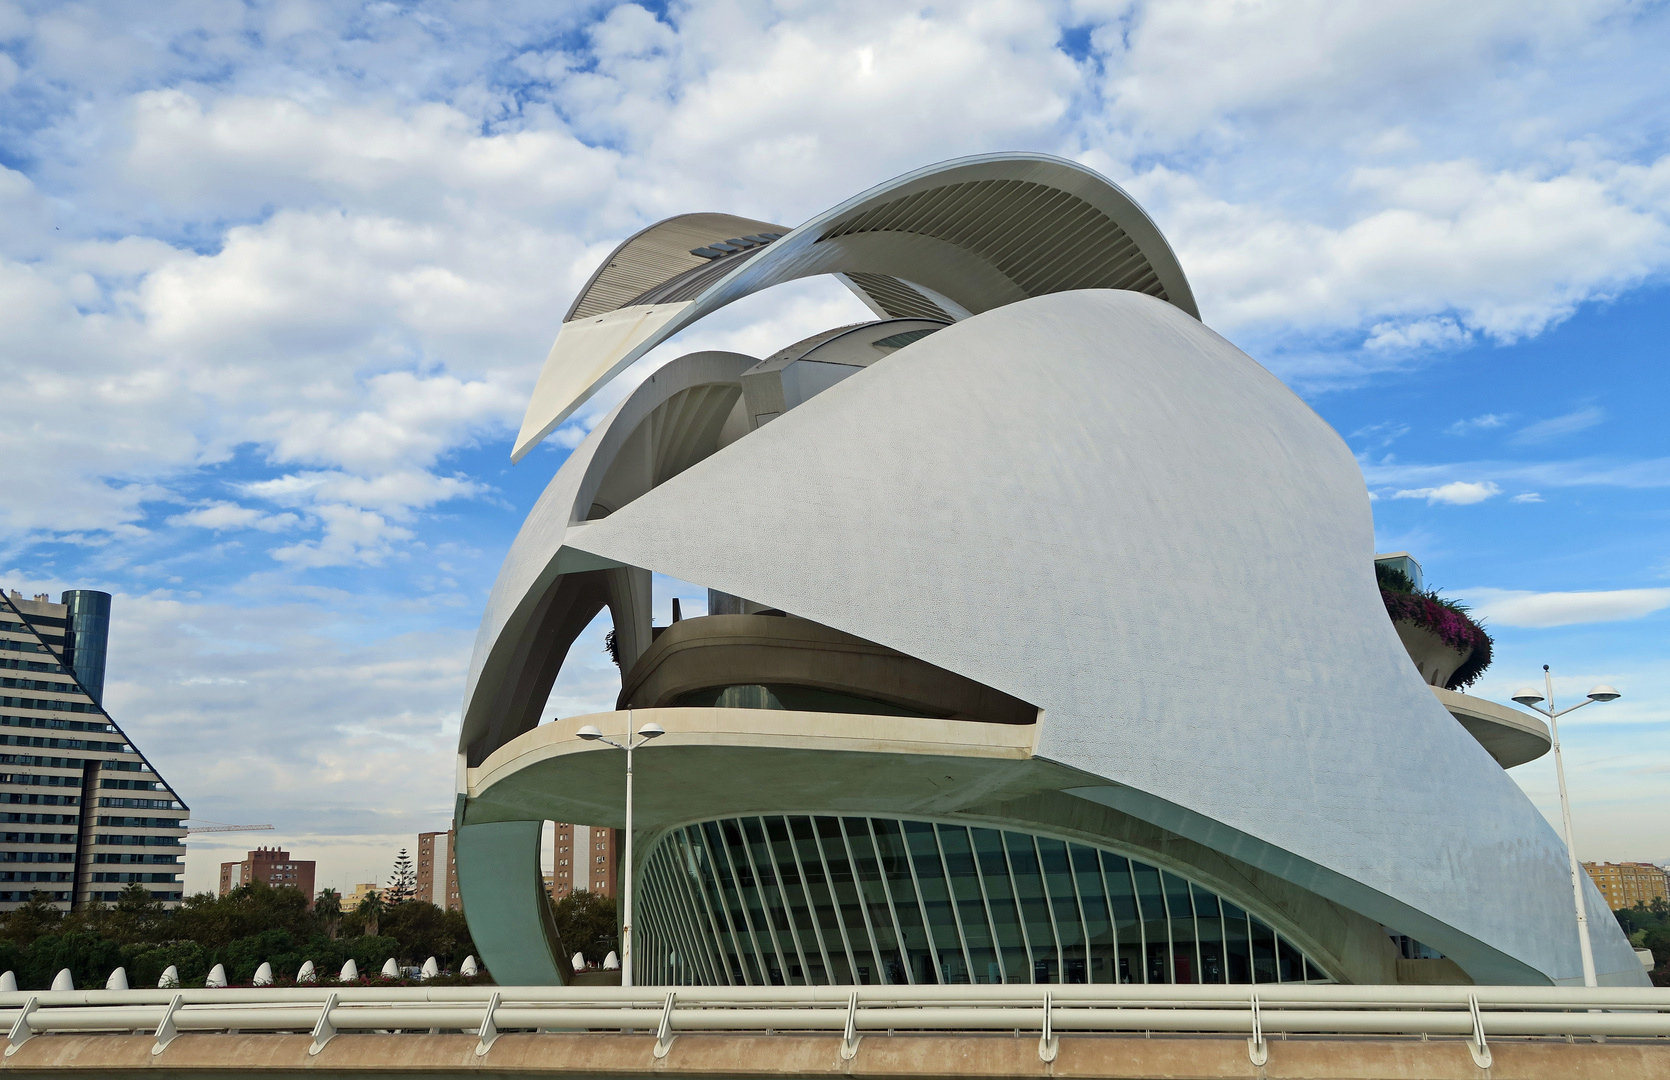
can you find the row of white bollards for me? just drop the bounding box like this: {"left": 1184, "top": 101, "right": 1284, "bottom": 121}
{"left": 4, "top": 954, "right": 479, "bottom": 990}
{"left": 571, "top": 951, "right": 621, "bottom": 971}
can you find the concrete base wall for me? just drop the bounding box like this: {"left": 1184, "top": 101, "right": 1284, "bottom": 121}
{"left": 4, "top": 1032, "right": 1666, "bottom": 1079}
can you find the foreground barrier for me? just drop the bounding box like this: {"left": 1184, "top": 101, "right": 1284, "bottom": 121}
{"left": 1, "top": 983, "right": 1668, "bottom": 1069}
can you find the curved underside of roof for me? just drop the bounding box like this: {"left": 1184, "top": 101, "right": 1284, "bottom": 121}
{"left": 565, "top": 213, "right": 790, "bottom": 322}
{"left": 513, "top": 152, "right": 1200, "bottom": 462}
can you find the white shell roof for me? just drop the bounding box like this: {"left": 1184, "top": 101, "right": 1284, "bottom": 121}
{"left": 513, "top": 152, "right": 1198, "bottom": 461}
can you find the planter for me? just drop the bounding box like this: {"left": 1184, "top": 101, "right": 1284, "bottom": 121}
{"left": 1394, "top": 620, "right": 1473, "bottom": 688}
{"left": 1380, "top": 587, "right": 1492, "bottom": 691}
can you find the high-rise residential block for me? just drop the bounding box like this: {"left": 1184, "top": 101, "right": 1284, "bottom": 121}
{"left": 219, "top": 846, "right": 315, "bottom": 900}
{"left": 550, "top": 822, "right": 617, "bottom": 900}
{"left": 0, "top": 588, "right": 187, "bottom": 910}
{"left": 1584, "top": 861, "right": 1669, "bottom": 911}
{"left": 416, "top": 829, "right": 460, "bottom": 911}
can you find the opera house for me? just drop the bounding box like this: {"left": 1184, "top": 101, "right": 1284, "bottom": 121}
{"left": 452, "top": 153, "right": 1645, "bottom": 990}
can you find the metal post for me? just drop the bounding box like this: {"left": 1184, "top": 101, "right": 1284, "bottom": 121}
{"left": 1545, "top": 665, "right": 1597, "bottom": 987}
{"left": 623, "top": 708, "right": 635, "bottom": 989}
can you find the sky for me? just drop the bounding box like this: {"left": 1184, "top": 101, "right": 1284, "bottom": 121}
{"left": 0, "top": 0, "right": 1665, "bottom": 896}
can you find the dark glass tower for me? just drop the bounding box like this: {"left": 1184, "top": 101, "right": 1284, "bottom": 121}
{"left": 60, "top": 590, "right": 111, "bottom": 705}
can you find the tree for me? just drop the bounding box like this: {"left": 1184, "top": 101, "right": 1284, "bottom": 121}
{"left": 351, "top": 890, "right": 385, "bottom": 937}
{"left": 550, "top": 891, "right": 617, "bottom": 966}
{"left": 315, "top": 888, "right": 342, "bottom": 939}
{"left": 387, "top": 849, "right": 416, "bottom": 905}
{"left": 1, "top": 891, "right": 63, "bottom": 945}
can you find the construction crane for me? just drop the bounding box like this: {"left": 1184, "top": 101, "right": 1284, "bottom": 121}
{"left": 185, "top": 821, "right": 275, "bottom": 835}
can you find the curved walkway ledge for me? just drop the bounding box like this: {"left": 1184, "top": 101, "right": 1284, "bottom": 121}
{"left": 1433, "top": 686, "right": 1551, "bottom": 769}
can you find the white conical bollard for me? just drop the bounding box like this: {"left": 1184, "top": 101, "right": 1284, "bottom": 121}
{"left": 339, "top": 959, "right": 358, "bottom": 982}
{"left": 572, "top": 952, "right": 585, "bottom": 970}
{"left": 51, "top": 969, "right": 74, "bottom": 991}
{"left": 602, "top": 951, "right": 619, "bottom": 970}
{"left": 296, "top": 960, "right": 316, "bottom": 983}
{"left": 252, "top": 962, "right": 274, "bottom": 986}
{"left": 0, "top": 971, "right": 16, "bottom": 993}
{"left": 105, "top": 967, "right": 129, "bottom": 991}
{"left": 205, "top": 964, "right": 228, "bottom": 988}
{"left": 380, "top": 958, "right": 399, "bottom": 979}
{"left": 460, "top": 955, "right": 478, "bottom": 977}
{"left": 420, "top": 957, "right": 438, "bottom": 980}
{"left": 158, "top": 965, "right": 179, "bottom": 989}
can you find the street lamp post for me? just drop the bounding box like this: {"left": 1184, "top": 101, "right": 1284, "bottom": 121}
{"left": 577, "top": 714, "right": 664, "bottom": 988}
{"left": 1511, "top": 667, "right": 1620, "bottom": 988}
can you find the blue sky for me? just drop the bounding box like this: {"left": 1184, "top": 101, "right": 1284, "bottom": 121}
{"left": 0, "top": 0, "right": 1665, "bottom": 893}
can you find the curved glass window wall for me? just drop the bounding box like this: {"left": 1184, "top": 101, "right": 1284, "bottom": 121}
{"left": 671, "top": 684, "right": 927, "bottom": 717}
{"left": 636, "top": 815, "right": 1331, "bottom": 986}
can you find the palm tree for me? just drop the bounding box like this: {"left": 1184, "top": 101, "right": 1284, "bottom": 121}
{"left": 356, "top": 889, "right": 385, "bottom": 937}
{"left": 315, "top": 888, "right": 342, "bottom": 939}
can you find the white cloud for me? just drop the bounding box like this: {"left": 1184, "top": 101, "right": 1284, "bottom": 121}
{"left": 1363, "top": 317, "right": 1471, "bottom": 353}
{"left": 1466, "top": 587, "right": 1670, "bottom": 628}
{"left": 1391, "top": 480, "right": 1502, "bottom": 505}
{"left": 1512, "top": 405, "right": 1607, "bottom": 444}
{"left": 167, "top": 501, "right": 300, "bottom": 533}
{"left": 270, "top": 505, "right": 416, "bottom": 568}
{"left": 1449, "top": 413, "right": 1509, "bottom": 435}
{"left": 1511, "top": 492, "right": 1545, "bottom": 503}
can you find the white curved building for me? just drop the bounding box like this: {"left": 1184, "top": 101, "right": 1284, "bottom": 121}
{"left": 454, "top": 153, "right": 1645, "bottom": 989}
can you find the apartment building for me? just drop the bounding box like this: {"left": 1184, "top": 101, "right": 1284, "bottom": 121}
{"left": 340, "top": 883, "right": 379, "bottom": 912}
{"left": 0, "top": 588, "right": 187, "bottom": 910}
{"left": 1584, "top": 861, "right": 1670, "bottom": 911}
{"left": 219, "top": 846, "right": 316, "bottom": 900}
{"left": 416, "top": 829, "right": 460, "bottom": 911}
{"left": 549, "top": 822, "right": 618, "bottom": 901}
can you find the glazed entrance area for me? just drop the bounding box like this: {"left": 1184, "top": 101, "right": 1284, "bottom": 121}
{"left": 637, "top": 815, "right": 1330, "bottom": 987}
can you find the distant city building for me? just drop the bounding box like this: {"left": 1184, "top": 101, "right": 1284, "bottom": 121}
{"left": 219, "top": 846, "right": 316, "bottom": 900}
{"left": 550, "top": 823, "right": 618, "bottom": 900}
{"left": 339, "top": 882, "right": 379, "bottom": 912}
{"left": 1584, "top": 862, "right": 1669, "bottom": 911}
{"left": 0, "top": 588, "right": 187, "bottom": 911}
{"left": 416, "top": 829, "right": 460, "bottom": 911}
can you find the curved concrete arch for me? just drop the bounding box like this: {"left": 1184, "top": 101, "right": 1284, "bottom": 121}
{"left": 548, "top": 290, "right": 1641, "bottom": 987}
{"left": 513, "top": 153, "right": 1198, "bottom": 460}
{"left": 459, "top": 350, "right": 754, "bottom": 766}
{"left": 463, "top": 708, "right": 1399, "bottom": 985}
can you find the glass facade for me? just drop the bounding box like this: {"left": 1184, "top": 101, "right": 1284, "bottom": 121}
{"left": 636, "top": 815, "right": 1331, "bottom": 987}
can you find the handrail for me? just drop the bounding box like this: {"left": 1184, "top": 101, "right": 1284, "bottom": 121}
{"left": 0, "top": 982, "right": 1664, "bottom": 1057}
{"left": 3, "top": 983, "right": 1666, "bottom": 1008}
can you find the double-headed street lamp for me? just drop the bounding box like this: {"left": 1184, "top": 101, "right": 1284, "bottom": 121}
{"left": 576, "top": 716, "right": 664, "bottom": 989}
{"left": 1512, "top": 666, "right": 1620, "bottom": 988}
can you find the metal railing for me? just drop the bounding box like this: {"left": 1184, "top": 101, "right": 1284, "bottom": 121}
{"left": 3, "top": 984, "right": 1667, "bottom": 1069}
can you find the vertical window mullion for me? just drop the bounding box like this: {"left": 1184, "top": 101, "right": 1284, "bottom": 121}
{"left": 932, "top": 823, "right": 978, "bottom": 984}
{"left": 758, "top": 815, "right": 814, "bottom": 984}
{"left": 684, "top": 826, "right": 739, "bottom": 985}
{"left": 997, "top": 831, "right": 1037, "bottom": 981}
{"left": 804, "top": 821, "right": 861, "bottom": 988}
{"left": 897, "top": 821, "right": 947, "bottom": 984}
{"left": 713, "top": 820, "right": 771, "bottom": 984}
{"left": 782, "top": 817, "right": 838, "bottom": 984}
{"left": 1031, "top": 835, "right": 1065, "bottom": 983}
{"left": 963, "top": 826, "right": 1007, "bottom": 984}
{"left": 735, "top": 818, "right": 791, "bottom": 983}
{"left": 852, "top": 820, "right": 912, "bottom": 984}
